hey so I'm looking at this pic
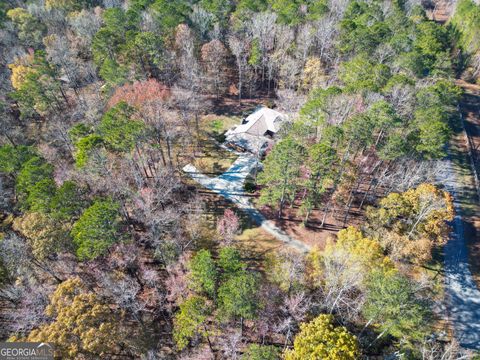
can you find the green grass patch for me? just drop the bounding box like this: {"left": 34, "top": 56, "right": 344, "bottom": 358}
{"left": 191, "top": 114, "right": 242, "bottom": 176}
{"left": 201, "top": 114, "right": 241, "bottom": 136}
{"left": 193, "top": 137, "right": 238, "bottom": 175}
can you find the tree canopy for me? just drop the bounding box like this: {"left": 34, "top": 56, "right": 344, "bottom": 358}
{"left": 363, "top": 269, "right": 431, "bottom": 341}
{"left": 17, "top": 278, "right": 122, "bottom": 358}
{"left": 284, "top": 314, "right": 360, "bottom": 360}
{"left": 0, "top": 0, "right": 471, "bottom": 357}
{"left": 71, "top": 199, "right": 123, "bottom": 260}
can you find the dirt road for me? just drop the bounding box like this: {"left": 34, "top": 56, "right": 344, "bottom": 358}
{"left": 440, "top": 80, "right": 480, "bottom": 350}
{"left": 439, "top": 156, "right": 480, "bottom": 350}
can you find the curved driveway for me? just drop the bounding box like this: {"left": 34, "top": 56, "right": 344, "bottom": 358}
{"left": 183, "top": 154, "right": 310, "bottom": 253}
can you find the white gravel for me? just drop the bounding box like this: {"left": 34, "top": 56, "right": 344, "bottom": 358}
{"left": 183, "top": 154, "right": 310, "bottom": 253}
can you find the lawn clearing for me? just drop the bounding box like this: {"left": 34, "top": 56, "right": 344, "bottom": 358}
{"left": 235, "top": 227, "right": 287, "bottom": 261}
{"left": 184, "top": 114, "right": 243, "bottom": 176}
{"left": 201, "top": 114, "right": 241, "bottom": 138}
{"left": 192, "top": 139, "right": 238, "bottom": 175}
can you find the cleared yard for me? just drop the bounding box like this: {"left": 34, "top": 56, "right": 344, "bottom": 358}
{"left": 236, "top": 227, "right": 285, "bottom": 255}
{"left": 188, "top": 114, "right": 243, "bottom": 176}
{"left": 192, "top": 140, "right": 238, "bottom": 175}
{"left": 201, "top": 114, "right": 242, "bottom": 138}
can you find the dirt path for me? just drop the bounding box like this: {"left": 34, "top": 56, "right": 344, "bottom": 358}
{"left": 183, "top": 156, "right": 311, "bottom": 253}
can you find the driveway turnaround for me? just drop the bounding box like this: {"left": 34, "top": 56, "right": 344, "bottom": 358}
{"left": 183, "top": 154, "right": 310, "bottom": 253}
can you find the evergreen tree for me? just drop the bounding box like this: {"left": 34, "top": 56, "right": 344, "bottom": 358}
{"left": 71, "top": 199, "right": 123, "bottom": 260}
{"left": 363, "top": 269, "right": 431, "bottom": 341}
{"left": 258, "top": 138, "right": 306, "bottom": 218}
{"left": 188, "top": 249, "right": 218, "bottom": 298}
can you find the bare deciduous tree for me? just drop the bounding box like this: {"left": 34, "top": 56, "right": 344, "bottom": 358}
{"left": 219, "top": 330, "right": 243, "bottom": 360}
{"left": 228, "top": 35, "right": 250, "bottom": 103}
{"left": 319, "top": 247, "right": 365, "bottom": 322}
{"left": 313, "top": 15, "right": 338, "bottom": 65}
{"left": 179, "top": 345, "right": 215, "bottom": 360}
{"left": 189, "top": 5, "right": 214, "bottom": 42}
{"left": 175, "top": 24, "right": 201, "bottom": 91}
{"left": 165, "top": 253, "right": 191, "bottom": 309}
{"left": 7, "top": 282, "right": 52, "bottom": 334}
{"left": 251, "top": 12, "right": 277, "bottom": 88}
{"left": 201, "top": 39, "right": 229, "bottom": 99}
{"left": 419, "top": 338, "right": 473, "bottom": 360}
{"left": 216, "top": 209, "right": 240, "bottom": 246}
{"left": 275, "top": 291, "right": 311, "bottom": 347}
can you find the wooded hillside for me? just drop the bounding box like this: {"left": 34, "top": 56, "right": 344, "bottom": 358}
{"left": 0, "top": 0, "right": 479, "bottom": 358}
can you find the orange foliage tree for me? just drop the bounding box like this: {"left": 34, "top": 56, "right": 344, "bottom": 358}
{"left": 107, "top": 79, "right": 170, "bottom": 109}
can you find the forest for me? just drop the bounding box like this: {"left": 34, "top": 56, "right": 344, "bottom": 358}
{"left": 1, "top": 0, "right": 480, "bottom": 358}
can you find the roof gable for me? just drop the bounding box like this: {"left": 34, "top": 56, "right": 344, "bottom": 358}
{"left": 229, "top": 107, "right": 285, "bottom": 136}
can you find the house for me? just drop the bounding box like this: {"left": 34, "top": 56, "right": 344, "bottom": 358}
{"left": 225, "top": 107, "right": 286, "bottom": 155}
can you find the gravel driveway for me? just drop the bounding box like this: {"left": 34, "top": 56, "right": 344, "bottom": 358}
{"left": 183, "top": 154, "right": 310, "bottom": 253}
